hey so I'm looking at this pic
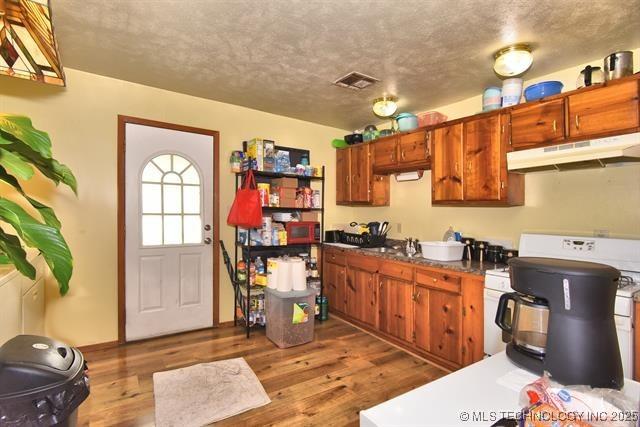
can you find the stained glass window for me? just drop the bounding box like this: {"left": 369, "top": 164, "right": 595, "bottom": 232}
{"left": 0, "top": 0, "right": 65, "bottom": 85}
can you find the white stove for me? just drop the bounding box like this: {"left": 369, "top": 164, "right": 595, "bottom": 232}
{"left": 484, "top": 233, "right": 640, "bottom": 379}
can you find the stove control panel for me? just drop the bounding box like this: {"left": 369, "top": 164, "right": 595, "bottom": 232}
{"left": 562, "top": 239, "right": 595, "bottom": 252}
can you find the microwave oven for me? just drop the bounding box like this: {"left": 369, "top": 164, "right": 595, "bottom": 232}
{"left": 286, "top": 221, "right": 320, "bottom": 244}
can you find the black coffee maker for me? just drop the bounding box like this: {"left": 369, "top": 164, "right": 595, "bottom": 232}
{"left": 495, "top": 257, "right": 623, "bottom": 389}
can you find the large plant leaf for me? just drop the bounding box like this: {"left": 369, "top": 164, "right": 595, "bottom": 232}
{"left": 0, "top": 166, "right": 61, "bottom": 229}
{"left": 0, "top": 198, "right": 72, "bottom": 295}
{"left": 0, "top": 147, "right": 34, "bottom": 180}
{"left": 0, "top": 228, "right": 36, "bottom": 279}
{"left": 3, "top": 141, "right": 77, "bottom": 194}
{"left": 0, "top": 115, "right": 52, "bottom": 159}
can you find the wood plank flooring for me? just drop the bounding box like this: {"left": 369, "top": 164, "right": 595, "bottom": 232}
{"left": 78, "top": 318, "right": 447, "bottom": 426}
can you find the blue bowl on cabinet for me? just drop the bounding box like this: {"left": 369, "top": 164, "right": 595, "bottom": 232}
{"left": 524, "top": 81, "right": 564, "bottom": 101}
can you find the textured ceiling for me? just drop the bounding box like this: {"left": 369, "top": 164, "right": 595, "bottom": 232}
{"left": 52, "top": 0, "right": 640, "bottom": 130}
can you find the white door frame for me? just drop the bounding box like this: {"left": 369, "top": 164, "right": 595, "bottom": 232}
{"left": 117, "top": 115, "right": 220, "bottom": 344}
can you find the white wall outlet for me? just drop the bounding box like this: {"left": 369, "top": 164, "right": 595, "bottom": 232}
{"left": 396, "top": 223, "right": 402, "bottom": 233}
{"left": 594, "top": 229, "right": 610, "bottom": 238}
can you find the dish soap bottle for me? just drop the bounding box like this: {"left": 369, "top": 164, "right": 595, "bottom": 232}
{"left": 255, "top": 257, "right": 265, "bottom": 275}
{"left": 443, "top": 226, "right": 456, "bottom": 242}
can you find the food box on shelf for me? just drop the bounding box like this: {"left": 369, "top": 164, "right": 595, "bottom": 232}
{"left": 247, "top": 138, "right": 265, "bottom": 171}
{"left": 301, "top": 211, "right": 319, "bottom": 222}
{"left": 273, "top": 186, "right": 297, "bottom": 208}
{"left": 272, "top": 177, "right": 298, "bottom": 188}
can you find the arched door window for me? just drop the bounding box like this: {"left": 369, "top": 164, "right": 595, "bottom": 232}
{"left": 140, "top": 153, "right": 202, "bottom": 246}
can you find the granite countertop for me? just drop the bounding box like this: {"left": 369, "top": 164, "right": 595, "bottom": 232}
{"left": 324, "top": 243, "right": 505, "bottom": 276}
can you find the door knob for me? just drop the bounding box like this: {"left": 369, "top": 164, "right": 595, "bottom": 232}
{"left": 204, "top": 224, "right": 211, "bottom": 231}
{"left": 204, "top": 237, "right": 212, "bottom": 245}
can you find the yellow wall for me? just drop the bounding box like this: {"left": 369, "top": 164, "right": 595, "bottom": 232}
{"left": 0, "top": 68, "right": 352, "bottom": 346}
{"left": 354, "top": 49, "right": 640, "bottom": 246}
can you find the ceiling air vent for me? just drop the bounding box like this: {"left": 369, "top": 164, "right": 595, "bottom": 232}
{"left": 333, "top": 71, "right": 379, "bottom": 90}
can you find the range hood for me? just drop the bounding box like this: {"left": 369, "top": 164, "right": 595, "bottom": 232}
{"left": 507, "top": 132, "right": 640, "bottom": 172}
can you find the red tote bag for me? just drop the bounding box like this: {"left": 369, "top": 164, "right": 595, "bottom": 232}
{"left": 227, "top": 169, "right": 263, "bottom": 228}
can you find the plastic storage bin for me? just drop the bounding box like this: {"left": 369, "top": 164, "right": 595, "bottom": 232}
{"left": 419, "top": 241, "right": 465, "bottom": 261}
{"left": 265, "top": 288, "right": 315, "bottom": 348}
{"left": 0, "top": 335, "right": 90, "bottom": 427}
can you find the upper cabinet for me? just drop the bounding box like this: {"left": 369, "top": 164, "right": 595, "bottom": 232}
{"left": 510, "top": 98, "right": 565, "bottom": 150}
{"left": 372, "top": 130, "right": 431, "bottom": 173}
{"left": 432, "top": 113, "right": 524, "bottom": 206}
{"left": 431, "top": 123, "right": 463, "bottom": 202}
{"left": 567, "top": 79, "right": 639, "bottom": 139}
{"left": 336, "top": 144, "right": 390, "bottom": 206}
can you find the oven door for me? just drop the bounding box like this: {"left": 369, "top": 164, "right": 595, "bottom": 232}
{"left": 484, "top": 288, "right": 513, "bottom": 356}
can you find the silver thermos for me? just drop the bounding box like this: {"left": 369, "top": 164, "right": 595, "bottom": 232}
{"left": 603, "top": 51, "right": 634, "bottom": 81}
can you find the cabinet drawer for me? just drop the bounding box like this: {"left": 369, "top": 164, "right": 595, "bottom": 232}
{"left": 324, "top": 248, "right": 346, "bottom": 266}
{"left": 379, "top": 261, "right": 414, "bottom": 281}
{"left": 416, "top": 268, "right": 461, "bottom": 294}
{"left": 348, "top": 255, "right": 378, "bottom": 273}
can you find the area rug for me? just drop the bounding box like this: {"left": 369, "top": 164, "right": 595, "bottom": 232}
{"left": 153, "top": 357, "right": 270, "bottom": 426}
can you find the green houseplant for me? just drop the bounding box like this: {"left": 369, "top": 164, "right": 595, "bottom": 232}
{"left": 0, "top": 114, "right": 76, "bottom": 295}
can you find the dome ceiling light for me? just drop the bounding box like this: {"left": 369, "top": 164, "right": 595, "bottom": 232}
{"left": 372, "top": 95, "right": 398, "bottom": 118}
{"left": 493, "top": 44, "right": 533, "bottom": 77}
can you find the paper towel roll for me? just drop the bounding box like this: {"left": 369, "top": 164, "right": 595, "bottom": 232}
{"left": 276, "top": 258, "right": 292, "bottom": 292}
{"left": 290, "top": 258, "right": 307, "bottom": 291}
{"left": 267, "top": 257, "right": 279, "bottom": 289}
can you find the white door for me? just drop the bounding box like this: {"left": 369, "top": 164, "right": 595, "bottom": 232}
{"left": 125, "top": 123, "right": 214, "bottom": 341}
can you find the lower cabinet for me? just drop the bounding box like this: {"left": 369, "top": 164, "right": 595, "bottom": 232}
{"left": 323, "top": 246, "right": 484, "bottom": 370}
{"left": 378, "top": 276, "right": 414, "bottom": 344}
{"left": 414, "top": 284, "right": 462, "bottom": 366}
{"left": 347, "top": 268, "right": 377, "bottom": 327}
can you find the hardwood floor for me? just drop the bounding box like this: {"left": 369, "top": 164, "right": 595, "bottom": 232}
{"left": 78, "top": 318, "right": 447, "bottom": 426}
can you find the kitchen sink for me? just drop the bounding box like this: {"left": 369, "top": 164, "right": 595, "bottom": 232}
{"left": 363, "top": 247, "right": 401, "bottom": 254}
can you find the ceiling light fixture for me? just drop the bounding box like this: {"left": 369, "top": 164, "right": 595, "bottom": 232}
{"left": 372, "top": 95, "right": 398, "bottom": 118}
{"left": 0, "top": 0, "right": 66, "bottom": 85}
{"left": 493, "top": 43, "right": 533, "bottom": 77}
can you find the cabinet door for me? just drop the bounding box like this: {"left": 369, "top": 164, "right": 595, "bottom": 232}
{"left": 428, "top": 288, "right": 462, "bottom": 365}
{"left": 325, "top": 262, "right": 346, "bottom": 313}
{"left": 463, "top": 114, "right": 502, "bottom": 201}
{"left": 414, "top": 284, "right": 430, "bottom": 352}
{"left": 336, "top": 148, "right": 351, "bottom": 203}
{"left": 399, "top": 130, "right": 431, "bottom": 166}
{"left": 359, "top": 269, "right": 378, "bottom": 327}
{"left": 373, "top": 137, "right": 398, "bottom": 171}
{"left": 350, "top": 144, "right": 372, "bottom": 202}
{"left": 568, "top": 80, "right": 639, "bottom": 139}
{"left": 432, "top": 124, "right": 463, "bottom": 202}
{"left": 510, "top": 99, "right": 565, "bottom": 149}
{"left": 378, "top": 276, "right": 413, "bottom": 343}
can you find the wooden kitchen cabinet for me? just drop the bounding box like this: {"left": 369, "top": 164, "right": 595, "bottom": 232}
{"left": 463, "top": 114, "right": 502, "bottom": 201}
{"left": 372, "top": 136, "right": 398, "bottom": 172}
{"left": 510, "top": 99, "right": 565, "bottom": 149}
{"left": 347, "top": 267, "right": 377, "bottom": 327}
{"left": 378, "top": 276, "right": 414, "bottom": 344}
{"left": 431, "top": 123, "right": 463, "bottom": 202}
{"left": 336, "top": 147, "right": 350, "bottom": 203}
{"left": 432, "top": 113, "right": 523, "bottom": 206}
{"left": 568, "top": 79, "right": 639, "bottom": 140}
{"left": 336, "top": 145, "right": 390, "bottom": 206}
{"left": 324, "top": 260, "right": 346, "bottom": 314}
{"left": 398, "top": 130, "right": 431, "bottom": 167}
{"left": 325, "top": 248, "right": 485, "bottom": 370}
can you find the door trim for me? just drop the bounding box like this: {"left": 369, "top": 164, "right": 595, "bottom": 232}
{"left": 117, "top": 115, "right": 220, "bottom": 344}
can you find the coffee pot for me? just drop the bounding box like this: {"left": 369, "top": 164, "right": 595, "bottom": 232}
{"left": 576, "top": 65, "right": 604, "bottom": 88}
{"left": 495, "top": 257, "right": 623, "bottom": 389}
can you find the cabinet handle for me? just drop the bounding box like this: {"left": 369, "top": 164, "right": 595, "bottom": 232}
{"left": 390, "top": 152, "right": 395, "bottom": 162}
{"left": 575, "top": 115, "right": 580, "bottom": 130}
{"left": 443, "top": 304, "right": 450, "bottom": 313}
{"left": 432, "top": 278, "right": 437, "bottom": 283}
{"left": 552, "top": 119, "right": 557, "bottom": 133}
{"left": 401, "top": 150, "right": 406, "bottom": 161}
